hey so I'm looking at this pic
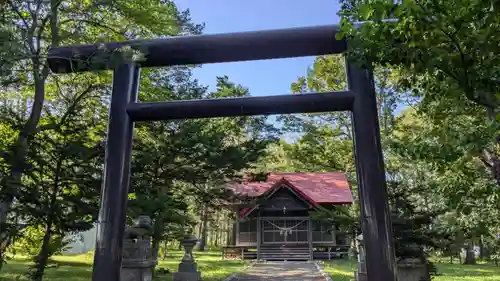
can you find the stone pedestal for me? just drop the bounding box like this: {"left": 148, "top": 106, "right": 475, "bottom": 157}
{"left": 120, "top": 216, "right": 157, "bottom": 281}
{"left": 174, "top": 235, "right": 202, "bottom": 281}
{"left": 397, "top": 259, "right": 428, "bottom": 281}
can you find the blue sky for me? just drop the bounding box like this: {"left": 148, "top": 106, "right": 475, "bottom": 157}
{"left": 175, "top": 0, "right": 342, "bottom": 96}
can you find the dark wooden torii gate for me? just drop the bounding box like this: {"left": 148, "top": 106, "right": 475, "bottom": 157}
{"left": 47, "top": 24, "right": 397, "bottom": 281}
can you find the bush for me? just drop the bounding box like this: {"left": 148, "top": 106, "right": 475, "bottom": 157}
{"left": 7, "top": 226, "right": 73, "bottom": 257}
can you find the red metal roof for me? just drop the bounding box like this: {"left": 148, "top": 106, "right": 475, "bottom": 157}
{"left": 229, "top": 172, "right": 353, "bottom": 204}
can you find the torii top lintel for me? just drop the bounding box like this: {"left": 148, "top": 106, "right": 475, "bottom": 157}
{"left": 47, "top": 24, "right": 346, "bottom": 74}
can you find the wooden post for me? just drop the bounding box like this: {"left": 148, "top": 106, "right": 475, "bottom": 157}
{"left": 257, "top": 216, "right": 261, "bottom": 260}
{"left": 231, "top": 215, "right": 237, "bottom": 246}
{"left": 348, "top": 58, "right": 397, "bottom": 281}
{"left": 332, "top": 225, "right": 337, "bottom": 246}
{"left": 235, "top": 211, "right": 240, "bottom": 246}
{"left": 91, "top": 64, "right": 140, "bottom": 281}
{"left": 308, "top": 218, "right": 313, "bottom": 260}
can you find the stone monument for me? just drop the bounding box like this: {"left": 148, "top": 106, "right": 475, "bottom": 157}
{"left": 173, "top": 234, "right": 202, "bottom": 281}
{"left": 121, "top": 216, "right": 158, "bottom": 281}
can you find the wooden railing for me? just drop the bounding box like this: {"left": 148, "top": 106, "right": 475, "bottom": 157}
{"left": 221, "top": 246, "right": 257, "bottom": 260}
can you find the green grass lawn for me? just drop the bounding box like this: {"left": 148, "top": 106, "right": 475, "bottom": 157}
{"left": 3, "top": 253, "right": 500, "bottom": 281}
{"left": 321, "top": 259, "right": 500, "bottom": 281}
{"left": 0, "top": 251, "right": 246, "bottom": 281}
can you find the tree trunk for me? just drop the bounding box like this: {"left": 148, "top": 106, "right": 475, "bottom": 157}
{"left": 0, "top": 138, "right": 29, "bottom": 271}
{"left": 207, "top": 227, "right": 212, "bottom": 249}
{"left": 464, "top": 243, "right": 476, "bottom": 265}
{"left": 162, "top": 241, "right": 168, "bottom": 260}
{"left": 214, "top": 212, "right": 220, "bottom": 247}
{"left": 231, "top": 221, "right": 237, "bottom": 246}
{"left": 226, "top": 218, "right": 232, "bottom": 246}
{"left": 491, "top": 149, "right": 500, "bottom": 187}
{"left": 198, "top": 204, "right": 209, "bottom": 251}
{"left": 215, "top": 229, "right": 219, "bottom": 248}
{"left": 151, "top": 236, "right": 161, "bottom": 277}
{"left": 479, "top": 236, "right": 489, "bottom": 260}
{"left": 480, "top": 240, "right": 485, "bottom": 260}
{"left": 30, "top": 224, "right": 53, "bottom": 281}
{"left": 197, "top": 210, "right": 203, "bottom": 238}
{"left": 152, "top": 236, "right": 160, "bottom": 261}
{"left": 0, "top": 0, "right": 62, "bottom": 267}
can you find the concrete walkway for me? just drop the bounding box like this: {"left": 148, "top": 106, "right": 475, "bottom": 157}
{"left": 230, "top": 261, "right": 330, "bottom": 281}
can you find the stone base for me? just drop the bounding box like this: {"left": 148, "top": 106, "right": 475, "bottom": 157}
{"left": 354, "top": 270, "right": 367, "bottom": 281}
{"left": 353, "top": 260, "right": 428, "bottom": 281}
{"left": 173, "top": 271, "right": 201, "bottom": 281}
{"left": 397, "top": 260, "right": 428, "bottom": 281}
{"left": 178, "top": 261, "right": 198, "bottom": 272}
{"left": 121, "top": 267, "right": 154, "bottom": 281}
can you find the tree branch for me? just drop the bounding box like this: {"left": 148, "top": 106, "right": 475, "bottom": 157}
{"left": 416, "top": 0, "right": 498, "bottom": 110}
{"left": 59, "top": 18, "right": 126, "bottom": 37}
{"left": 58, "top": 83, "right": 103, "bottom": 128}
{"left": 479, "top": 150, "right": 493, "bottom": 168}
{"left": 36, "top": 15, "right": 51, "bottom": 55}
{"left": 8, "top": 1, "right": 29, "bottom": 30}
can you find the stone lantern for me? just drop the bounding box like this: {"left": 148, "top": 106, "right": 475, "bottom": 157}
{"left": 173, "top": 234, "right": 202, "bottom": 281}
{"left": 121, "top": 216, "right": 157, "bottom": 281}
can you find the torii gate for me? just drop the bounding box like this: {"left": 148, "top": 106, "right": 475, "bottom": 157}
{"left": 47, "top": 24, "right": 397, "bottom": 281}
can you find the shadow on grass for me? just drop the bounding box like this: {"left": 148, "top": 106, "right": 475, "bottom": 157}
{"left": 193, "top": 251, "right": 222, "bottom": 257}
{"left": 321, "top": 259, "right": 500, "bottom": 281}
{"left": 49, "top": 259, "right": 92, "bottom": 268}
{"left": 321, "top": 259, "right": 356, "bottom": 281}
{"left": 1, "top": 260, "right": 93, "bottom": 281}
{"left": 434, "top": 262, "right": 500, "bottom": 280}
{"left": 1, "top": 251, "right": 245, "bottom": 281}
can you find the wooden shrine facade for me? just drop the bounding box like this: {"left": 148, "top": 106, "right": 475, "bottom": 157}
{"left": 226, "top": 172, "right": 353, "bottom": 260}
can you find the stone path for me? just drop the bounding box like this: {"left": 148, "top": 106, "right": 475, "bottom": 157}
{"left": 230, "top": 261, "right": 330, "bottom": 281}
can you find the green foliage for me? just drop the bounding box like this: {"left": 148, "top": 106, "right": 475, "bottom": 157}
{"left": 335, "top": 1, "right": 500, "bottom": 267}
{"left": 338, "top": 0, "right": 500, "bottom": 185}
{"left": 16, "top": 91, "right": 104, "bottom": 232}
{"left": 7, "top": 226, "right": 72, "bottom": 257}
{"left": 388, "top": 180, "right": 443, "bottom": 278}
{"left": 392, "top": 110, "right": 500, "bottom": 238}
{"left": 340, "top": 0, "right": 500, "bottom": 110}
{"left": 278, "top": 55, "right": 354, "bottom": 178}
{"left": 279, "top": 55, "right": 402, "bottom": 177}
{"left": 389, "top": 106, "right": 500, "bottom": 267}
{"left": 0, "top": 0, "right": 206, "bottom": 278}
{"left": 310, "top": 205, "right": 359, "bottom": 238}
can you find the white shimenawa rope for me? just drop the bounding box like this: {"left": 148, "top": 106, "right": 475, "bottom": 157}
{"left": 265, "top": 220, "right": 306, "bottom": 236}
